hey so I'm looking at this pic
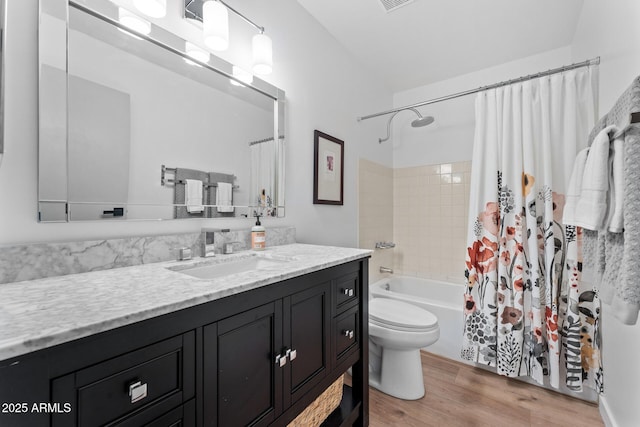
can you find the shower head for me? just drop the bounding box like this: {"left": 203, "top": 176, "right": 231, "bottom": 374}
{"left": 411, "top": 115, "right": 435, "bottom": 128}
{"left": 379, "top": 108, "right": 434, "bottom": 143}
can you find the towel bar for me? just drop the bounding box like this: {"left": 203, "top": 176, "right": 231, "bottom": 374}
{"left": 160, "top": 164, "right": 239, "bottom": 189}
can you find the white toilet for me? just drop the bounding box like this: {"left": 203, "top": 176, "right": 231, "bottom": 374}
{"left": 368, "top": 298, "right": 440, "bottom": 400}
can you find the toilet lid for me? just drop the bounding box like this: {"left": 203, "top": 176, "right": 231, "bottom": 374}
{"left": 370, "top": 298, "right": 438, "bottom": 331}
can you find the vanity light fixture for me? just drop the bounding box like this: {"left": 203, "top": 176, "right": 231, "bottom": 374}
{"left": 118, "top": 7, "right": 151, "bottom": 35}
{"left": 185, "top": 41, "right": 210, "bottom": 63}
{"left": 203, "top": 0, "right": 229, "bottom": 51}
{"left": 230, "top": 65, "right": 253, "bottom": 86}
{"left": 133, "top": 0, "right": 167, "bottom": 18}
{"left": 252, "top": 33, "right": 272, "bottom": 75}
{"left": 185, "top": 0, "right": 273, "bottom": 75}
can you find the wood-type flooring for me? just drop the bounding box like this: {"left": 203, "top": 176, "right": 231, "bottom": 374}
{"left": 365, "top": 351, "right": 604, "bottom": 427}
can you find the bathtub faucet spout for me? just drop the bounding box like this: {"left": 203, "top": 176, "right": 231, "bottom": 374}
{"left": 380, "top": 266, "right": 393, "bottom": 274}
{"left": 375, "top": 242, "right": 396, "bottom": 249}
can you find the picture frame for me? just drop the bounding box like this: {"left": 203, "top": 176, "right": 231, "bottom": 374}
{"left": 313, "top": 130, "right": 344, "bottom": 205}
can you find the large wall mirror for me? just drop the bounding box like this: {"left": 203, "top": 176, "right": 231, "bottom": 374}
{"left": 38, "top": 0, "right": 285, "bottom": 222}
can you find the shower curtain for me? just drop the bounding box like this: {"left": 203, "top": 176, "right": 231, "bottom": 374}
{"left": 461, "top": 67, "right": 603, "bottom": 392}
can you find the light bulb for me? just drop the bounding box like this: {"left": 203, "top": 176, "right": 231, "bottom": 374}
{"left": 203, "top": 1, "right": 229, "bottom": 51}
{"left": 252, "top": 33, "right": 272, "bottom": 75}
{"left": 118, "top": 8, "right": 151, "bottom": 35}
{"left": 133, "top": 0, "right": 166, "bottom": 18}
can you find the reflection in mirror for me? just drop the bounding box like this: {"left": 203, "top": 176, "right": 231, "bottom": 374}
{"left": 38, "top": 0, "right": 285, "bottom": 221}
{"left": 38, "top": 0, "right": 68, "bottom": 218}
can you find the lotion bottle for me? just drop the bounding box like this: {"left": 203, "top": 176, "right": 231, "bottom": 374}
{"left": 251, "top": 214, "right": 266, "bottom": 250}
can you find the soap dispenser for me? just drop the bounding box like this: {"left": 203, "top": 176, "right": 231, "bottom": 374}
{"left": 251, "top": 213, "right": 266, "bottom": 251}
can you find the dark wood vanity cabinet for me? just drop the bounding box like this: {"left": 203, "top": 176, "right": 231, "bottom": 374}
{"left": 0, "top": 258, "right": 368, "bottom": 427}
{"left": 203, "top": 281, "right": 332, "bottom": 426}
{"left": 203, "top": 301, "right": 284, "bottom": 427}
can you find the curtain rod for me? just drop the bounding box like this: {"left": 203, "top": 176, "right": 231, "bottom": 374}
{"left": 357, "top": 56, "right": 600, "bottom": 122}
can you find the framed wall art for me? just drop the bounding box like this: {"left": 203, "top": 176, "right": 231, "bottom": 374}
{"left": 313, "top": 130, "right": 344, "bottom": 205}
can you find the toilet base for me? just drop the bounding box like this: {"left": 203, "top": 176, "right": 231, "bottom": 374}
{"left": 369, "top": 347, "right": 425, "bottom": 400}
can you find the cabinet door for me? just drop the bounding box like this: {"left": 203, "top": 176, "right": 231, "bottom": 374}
{"left": 203, "top": 301, "right": 283, "bottom": 427}
{"left": 283, "top": 281, "right": 331, "bottom": 406}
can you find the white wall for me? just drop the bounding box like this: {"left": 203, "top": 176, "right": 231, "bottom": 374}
{"left": 571, "top": 1, "right": 640, "bottom": 426}
{"left": 0, "top": 0, "right": 392, "bottom": 246}
{"left": 391, "top": 47, "right": 572, "bottom": 168}
{"left": 243, "top": 0, "right": 394, "bottom": 246}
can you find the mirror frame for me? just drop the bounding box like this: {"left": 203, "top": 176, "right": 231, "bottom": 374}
{"left": 38, "top": 0, "right": 285, "bottom": 222}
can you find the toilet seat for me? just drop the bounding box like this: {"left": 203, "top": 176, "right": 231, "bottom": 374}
{"left": 370, "top": 298, "right": 438, "bottom": 332}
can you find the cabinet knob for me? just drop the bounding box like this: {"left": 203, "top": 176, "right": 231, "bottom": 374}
{"left": 128, "top": 381, "right": 148, "bottom": 404}
{"left": 275, "top": 353, "right": 287, "bottom": 367}
{"left": 343, "top": 330, "right": 355, "bottom": 339}
{"left": 287, "top": 349, "right": 297, "bottom": 361}
{"left": 342, "top": 288, "right": 354, "bottom": 297}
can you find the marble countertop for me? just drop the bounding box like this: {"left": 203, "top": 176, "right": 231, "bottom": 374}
{"left": 0, "top": 244, "right": 371, "bottom": 361}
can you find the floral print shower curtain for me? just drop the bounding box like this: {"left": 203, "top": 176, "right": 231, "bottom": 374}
{"left": 461, "top": 67, "right": 604, "bottom": 392}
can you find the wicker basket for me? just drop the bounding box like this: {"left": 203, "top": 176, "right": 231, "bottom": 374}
{"left": 287, "top": 375, "right": 344, "bottom": 427}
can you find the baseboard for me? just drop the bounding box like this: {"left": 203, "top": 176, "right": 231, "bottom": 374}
{"left": 599, "top": 395, "right": 616, "bottom": 427}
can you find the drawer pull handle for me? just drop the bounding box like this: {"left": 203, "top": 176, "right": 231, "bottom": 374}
{"left": 128, "top": 381, "right": 148, "bottom": 404}
{"left": 287, "top": 349, "right": 297, "bottom": 361}
{"left": 275, "top": 353, "right": 287, "bottom": 367}
{"left": 342, "top": 288, "right": 354, "bottom": 297}
{"left": 343, "top": 330, "right": 355, "bottom": 339}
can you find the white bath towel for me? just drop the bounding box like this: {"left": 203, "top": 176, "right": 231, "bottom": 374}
{"left": 185, "top": 179, "right": 204, "bottom": 213}
{"left": 607, "top": 135, "right": 625, "bottom": 233}
{"left": 216, "top": 182, "right": 234, "bottom": 213}
{"left": 574, "top": 125, "right": 619, "bottom": 230}
{"left": 562, "top": 147, "right": 589, "bottom": 226}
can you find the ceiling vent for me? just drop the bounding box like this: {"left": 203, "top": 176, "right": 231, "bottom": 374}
{"left": 378, "top": 0, "right": 415, "bottom": 13}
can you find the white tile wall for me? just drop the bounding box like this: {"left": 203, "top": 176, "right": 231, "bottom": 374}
{"left": 393, "top": 161, "right": 471, "bottom": 282}
{"left": 358, "top": 159, "right": 471, "bottom": 284}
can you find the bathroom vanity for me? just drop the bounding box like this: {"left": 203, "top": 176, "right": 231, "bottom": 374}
{"left": 0, "top": 244, "right": 370, "bottom": 427}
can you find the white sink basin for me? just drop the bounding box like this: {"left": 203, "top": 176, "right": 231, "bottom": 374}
{"left": 168, "top": 255, "right": 291, "bottom": 280}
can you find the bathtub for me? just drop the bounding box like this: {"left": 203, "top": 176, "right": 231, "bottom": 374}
{"left": 370, "top": 276, "right": 464, "bottom": 362}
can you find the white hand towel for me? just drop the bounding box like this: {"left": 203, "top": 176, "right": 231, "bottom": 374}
{"left": 562, "top": 147, "right": 589, "bottom": 226}
{"left": 185, "top": 179, "right": 204, "bottom": 213}
{"left": 574, "top": 125, "right": 618, "bottom": 231}
{"left": 216, "top": 182, "right": 234, "bottom": 213}
{"left": 607, "top": 135, "right": 625, "bottom": 233}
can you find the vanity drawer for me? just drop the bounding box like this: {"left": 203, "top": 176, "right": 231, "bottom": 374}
{"left": 334, "top": 307, "right": 359, "bottom": 362}
{"left": 117, "top": 399, "right": 195, "bottom": 427}
{"left": 333, "top": 271, "right": 359, "bottom": 313}
{"left": 52, "top": 333, "right": 195, "bottom": 427}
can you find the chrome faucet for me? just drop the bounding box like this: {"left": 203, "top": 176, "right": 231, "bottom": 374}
{"left": 379, "top": 266, "right": 393, "bottom": 274}
{"left": 177, "top": 247, "right": 192, "bottom": 261}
